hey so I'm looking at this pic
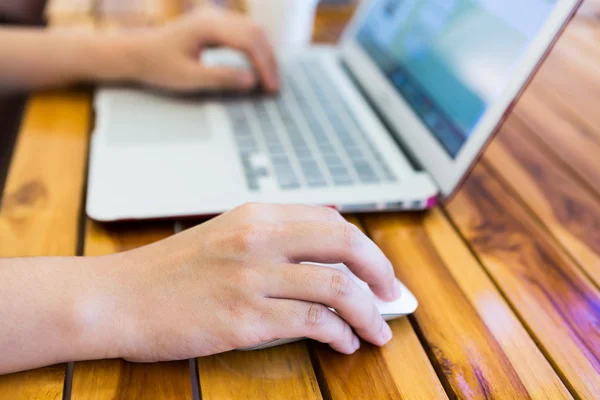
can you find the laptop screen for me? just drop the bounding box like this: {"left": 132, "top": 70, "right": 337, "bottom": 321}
{"left": 357, "top": 0, "right": 559, "bottom": 158}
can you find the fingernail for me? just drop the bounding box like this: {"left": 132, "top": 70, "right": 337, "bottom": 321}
{"left": 381, "top": 323, "right": 393, "bottom": 343}
{"left": 393, "top": 279, "right": 402, "bottom": 299}
{"left": 352, "top": 335, "right": 360, "bottom": 351}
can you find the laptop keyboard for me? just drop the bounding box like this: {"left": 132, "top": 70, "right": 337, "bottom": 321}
{"left": 225, "top": 59, "right": 397, "bottom": 192}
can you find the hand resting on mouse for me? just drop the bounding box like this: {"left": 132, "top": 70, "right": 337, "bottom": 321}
{"left": 0, "top": 203, "right": 406, "bottom": 374}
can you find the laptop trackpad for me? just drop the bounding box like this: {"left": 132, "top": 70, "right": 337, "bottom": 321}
{"left": 100, "top": 90, "right": 212, "bottom": 145}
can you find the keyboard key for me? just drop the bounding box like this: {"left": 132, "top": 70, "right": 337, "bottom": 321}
{"left": 276, "top": 173, "right": 300, "bottom": 189}
{"left": 306, "top": 176, "right": 328, "bottom": 188}
{"left": 267, "top": 143, "right": 285, "bottom": 155}
{"left": 255, "top": 167, "right": 269, "bottom": 177}
{"left": 246, "top": 174, "right": 260, "bottom": 191}
{"left": 328, "top": 166, "right": 350, "bottom": 178}
{"left": 333, "top": 176, "right": 354, "bottom": 186}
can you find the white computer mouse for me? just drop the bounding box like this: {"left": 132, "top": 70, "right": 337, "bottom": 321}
{"left": 238, "top": 263, "right": 418, "bottom": 351}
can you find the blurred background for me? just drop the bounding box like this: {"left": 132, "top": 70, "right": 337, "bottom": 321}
{"left": 0, "top": 0, "right": 598, "bottom": 193}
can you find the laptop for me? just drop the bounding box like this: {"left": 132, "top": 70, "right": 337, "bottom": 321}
{"left": 87, "top": 0, "right": 582, "bottom": 222}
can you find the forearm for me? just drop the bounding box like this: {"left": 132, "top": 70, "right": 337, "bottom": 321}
{"left": 0, "top": 256, "right": 124, "bottom": 374}
{"left": 0, "top": 28, "right": 139, "bottom": 93}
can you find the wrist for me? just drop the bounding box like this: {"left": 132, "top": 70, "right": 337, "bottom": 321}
{"left": 67, "top": 253, "right": 133, "bottom": 361}
{"left": 77, "top": 32, "right": 143, "bottom": 84}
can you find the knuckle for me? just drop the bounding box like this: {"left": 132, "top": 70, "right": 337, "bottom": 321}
{"left": 236, "top": 223, "right": 271, "bottom": 252}
{"left": 306, "top": 304, "right": 328, "bottom": 330}
{"left": 244, "top": 304, "right": 275, "bottom": 344}
{"left": 342, "top": 223, "right": 362, "bottom": 252}
{"left": 222, "top": 287, "right": 254, "bottom": 322}
{"left": 249, "top": 23, "right": 266, "bottom": 40}
{"left": 237, "top": 202, "right": 264, "bottom": 220}
{"left": 232, "top": 265, "right": 259, "bottom": 286}
{"left": 245, "top": 24, "right": 267, "bottom": 48}
{"left": 322, "top": 206, "right": 344, "bottom": 222}
{"left": 328, "top": 271, "right": 352, "bottom": 298}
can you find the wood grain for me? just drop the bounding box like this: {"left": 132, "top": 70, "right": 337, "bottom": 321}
{"left": 446, "top": 164, "right": 600, "bottom": 399}
{"left": 0, "top": 92, "right": 90, "bottom": 257}
{"left": 0, "top": 91, "right": 91, "bottom": 398}
{"left": 513, "top": 45, "right": 600, "bottom": 198}
{"left": 72, "top": 359, "right": 192, "bottom": 400}
{"left": 362, "top": 210, "right": 571, "bottom": 399}
{"left": 528, "top": 39, "right": 600, "bottom": 145}
{"left": 483, "top": 118, "right": 600, "bottom": 287}
{"left": 310, "top": 216, "right": 446, "bottom": 400}
{"left": 0, "top": 364, "right": 65, "bottom": 400}
{"left": 524, "top": 78, "right": 600, "bottom": 149}
{"left": 198, "top": 343, "right": 322, "bottom": 400}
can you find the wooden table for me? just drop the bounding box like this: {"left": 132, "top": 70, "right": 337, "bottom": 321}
{"left": 1, "top": 1, "right": 599, "bottom": 399}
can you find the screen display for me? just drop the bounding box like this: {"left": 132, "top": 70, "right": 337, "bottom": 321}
{"left": 357, "top": 0, "right": 558, "bottom": 158}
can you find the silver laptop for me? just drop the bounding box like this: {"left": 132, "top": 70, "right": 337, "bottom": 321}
{"left": 87, "top": 0, "right": 581, "bottom": 221}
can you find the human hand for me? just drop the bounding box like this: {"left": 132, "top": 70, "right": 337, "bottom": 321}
{"left": 98, "top": 204, "right": 401, "bottom": 362}
{"left": 125, "top": 6, "right": 279, "bottom": 93}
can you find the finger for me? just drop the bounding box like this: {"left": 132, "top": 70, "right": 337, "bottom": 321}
{"left": 266, "top": 299, "right": 360, "bottom": 354}
{"left": 200, "top": 12, "right": 279, "bottom": 92}
{"left": 183, "top": 64, "right": 257, "bottom": 92}
{"left": 232, "top": 203, "right": 346, "bottom": 224}
{"left": 271, "top": 221, "right": 401, "bottom": 301}
{"left": 265, "top": 263, "right": 392, "bottom": 346}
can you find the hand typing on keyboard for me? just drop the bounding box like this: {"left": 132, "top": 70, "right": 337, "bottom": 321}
{"left": 122, "top": 7, "right": 280, "bottom": 94}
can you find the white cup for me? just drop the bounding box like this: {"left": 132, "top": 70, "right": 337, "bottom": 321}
{"left": 246, "top": 0, "right": 320, "bottom": 50}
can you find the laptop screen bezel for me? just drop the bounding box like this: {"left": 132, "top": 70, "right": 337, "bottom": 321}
{"left": 338, "top": 0, "right": 582, "bottom": 199}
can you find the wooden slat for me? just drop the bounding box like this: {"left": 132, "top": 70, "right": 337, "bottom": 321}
{"left": 68, "top": 1, "right": 196, "bottom": 399}
{"left": 0, "top": 93, "right": 90, "bottom": 257}
{"left": 556, "top": 28, "right": 600, "bottom": 84}
{"left": 446, "top": 164, "right": 600, "bottom": 398}
{"left": 310, "top": 216, "right": 446, "bottom": 400}
{"left": 507, "top": 23, "right": 600, "bottom": 199}
{"left": 72, "top": 359, "right": 192, "bottom": 400}
{"left": 526, "top": 68, "right": 600, "bottom": 146}
{"left": 512, "top": 90, "right": 600, "bottom": 198}
{"left": 0, "top": 365, "right": 65, "bottom": 400}
{"left": 522, "top": 33, "right": 600, "bottom": 145}
{"left": 362, "top": 209, "right": 571, "bottom": 399}
{"left": 483, "top": 118, "right": 600, "bottom": 287}
{"left": 97, "top": 0, "right": 184, "bottom": 25}
{"left": 70, "top": 221, "right": 194, "bottom": 400}
{"left": 0, "top": 91, "right": 92, "bottom": 398}
{"left": 198, "top": 343, "right": 321, "bottom": 400}
{"left": 45, "top": 0, "right": 95, "bottom": 19}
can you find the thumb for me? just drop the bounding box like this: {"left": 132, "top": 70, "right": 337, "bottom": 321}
{"left": 183, "top": 64, "right": 257, "bottom": 92}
